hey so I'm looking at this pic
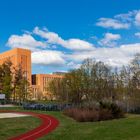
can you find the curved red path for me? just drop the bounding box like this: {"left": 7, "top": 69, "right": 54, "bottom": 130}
{"left": 0, "top": 111, "right": 59, "bottom": 140}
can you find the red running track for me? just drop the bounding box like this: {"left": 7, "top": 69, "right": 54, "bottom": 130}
{"left": 0, "top": 111, "right": 59, "bottom": 140}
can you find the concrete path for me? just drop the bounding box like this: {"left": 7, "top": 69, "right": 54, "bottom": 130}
{"left": 0, "top": 104, "right": 15, "bottom": 107}
{"left": 0, "top": 113, "right": 29, "bottom": 118}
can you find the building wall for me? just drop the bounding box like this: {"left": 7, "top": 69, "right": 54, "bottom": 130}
{"left": 32, "top": 74, "right": 63, "bottom": 100}
{"left": 0, "top": 48, "right": 32, "bottom": 84}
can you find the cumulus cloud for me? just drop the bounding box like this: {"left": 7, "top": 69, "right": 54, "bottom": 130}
{"left": 115, "top": 10, "right": 138, "bottom": 22}
{"left": 33, "top": 27, "right": 65, "bottom": 45}
{"left": 7, "top": 33, "right": 66, "bottom": 67}
{"left": 135, "top": 32, "right": 140, "bottom": 38}
{"left": 67, "top": 61, "right": 81, "bottom": 69}
{"left": 120, "top": 43, "right": 140, "bottom": 54}
{"left": 7, "top": 27, "right": 95, "bottom": 67}
{"left": 96, "top": 18, "right": 130, "bottom": 29}
{"left": 6, "top": 23, "right": 140, "bottom": 68}
{"left": 98, "top": 33, "right": 121, "bottom": 47}
{"left": 66, "top": 39, "right": 94, "bottom": 50}
{"left": 135, "top": 11, "right": 140, "bottom": 26}
{"left": 96, "top": 10, "right": 140, "bottom": 29}
{"left": 32, "top": 50, "right": 65, "bottom": 66}
{"left": 7, "top": 34, "right": 46, "bottom": 51}
{"left": 33, "top": 27, "right": 94, "bottom": 51}
{"left": 66, "top": 43, "right": 140, "bottom": 67}
{"left": 67, "top": 50, "right": 128, "bottom": 67}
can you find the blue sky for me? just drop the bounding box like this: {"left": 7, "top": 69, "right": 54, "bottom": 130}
{"left": 1, "top": 0, "right": 140, "bottom": 73}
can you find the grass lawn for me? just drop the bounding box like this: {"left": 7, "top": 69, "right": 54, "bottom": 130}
{"left": 0, "top": 115, "right": 40, "bottom": 139}
{"left": 0, "top": 107, "right": 140, "bottom": 140}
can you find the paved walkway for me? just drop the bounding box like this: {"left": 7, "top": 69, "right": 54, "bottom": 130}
{"left": 0, "top": 113, "right": 29, "bottom": 118}
{"left": 0, "top": 104, "right": 15, "bottom": 107}
{"left": 0, "top": 111, "right": 59, "bottom": 140}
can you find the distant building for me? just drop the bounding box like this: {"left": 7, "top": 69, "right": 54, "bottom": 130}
{"left": 0, "top": 48, "right": 64, "bottom": 100}
{"left": 0, "top": 48, "right": 32, "bottom": 84}
{"left": 52, "top": 72, "right": 66, "bottom": 75}
{"left": 32, "top": 74, "right": 63, "bottom": 100}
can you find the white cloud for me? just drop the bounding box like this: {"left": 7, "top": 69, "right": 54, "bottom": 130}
{"left": 98, "top": 33, "right": 121, "bottom": 47}
{"left": 32, "top": 50, "right": 65, "bottom": 66}
{"left": 96, "top": 10, "right": 140, "bottom": 29}
{"left": 67, "top": 50, "right": 128, "bottom": 67}
{"left": 67, "top": 61, "right": 81, "bottom": 69}
{"left": 96, "top": 18, "right": 130, "bottom": 29}
{"left": 66, "top": 43, "right": 140, "bottom": 67}
{"left": 33, "top": 27, "right": 95, "bottom": 51}
{"left": 135, "top": 32, "right": 140, "bottom": 38}
{"left": 115, "top": 10, "right": 138, "bottom": 22}
{"left": 120, "top": 43, "right": 140, "bottom": 54}
{"left": 33, "top": 27, "right": 65, "bottom": 45}
{"left": 66, "top": 39, "right": 94, "bottom": 51}
{"left": 7, "top": 31, "right": 140, "bottom": 67}
{"left": 6, "top": 24, "right": 140, "bottom": 68}
{"left": 7, "top": 34, "right": 46, "bottom": 51}
{"left": 7, "top": 33, "right": 66, "bottom": 67}
{"left": 135, "top": 11, "right": 140, "bottom": 26}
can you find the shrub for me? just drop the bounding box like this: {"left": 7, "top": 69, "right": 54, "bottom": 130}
{"left": 99, "top": 102, "right": 124, "bottom": 119}
{"left": 63, "top": 102, "right": 125, "bottom": 122}
{"left": 99, "top": 109, "right": 113, "bottom": 121}
{"left": 63, "top": 108, "right": 99, "bottom": 122}
{"left": 130, "top": 107, "right": 140, "bottom": 114}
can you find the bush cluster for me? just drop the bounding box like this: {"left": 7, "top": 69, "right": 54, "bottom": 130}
{"left": 99, "top": 102, "right": 124, "bottom": 119}
{"left": 63, "top": 102, "right": 124, "bottom": 122}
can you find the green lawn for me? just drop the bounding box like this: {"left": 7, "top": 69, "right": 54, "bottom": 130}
{"left": 0, "top": 107, "right": 140, "bottom": 140}
{"left": 0, "top": 116, "right": 40, "bottom": 140}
